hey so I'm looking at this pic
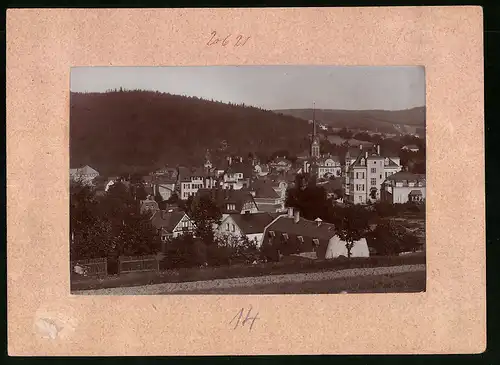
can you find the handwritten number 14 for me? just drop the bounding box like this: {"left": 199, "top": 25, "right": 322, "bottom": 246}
{"left": 230, "top": 306, "right": 259, "bottom": 331}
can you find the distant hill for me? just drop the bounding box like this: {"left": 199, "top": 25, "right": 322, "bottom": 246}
{"left": 70, "top": 90, "right": 313, "bottom": 176}
{"left": 273, "top": 107, "right": 426, "bottom": 135}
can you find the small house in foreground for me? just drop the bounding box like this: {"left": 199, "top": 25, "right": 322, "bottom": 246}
{"left": 262, "top": 208, "right": 369, "bottom": 260}
{"left": 217, "top": 212, "right": 277, "bottom": 247}
{"left": 150, "top": 210, "right": 195, "bottom": 243}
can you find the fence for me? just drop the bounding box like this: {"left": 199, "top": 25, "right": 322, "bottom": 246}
{"left": 118, "top": 255, "right": 160, "bottom": 274}
{"left": 71, "top": 258, "right": 107, "bottom": 277}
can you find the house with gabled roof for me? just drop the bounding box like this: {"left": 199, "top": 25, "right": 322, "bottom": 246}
{"left": 262, "top": 208, "right": 369, "bottom": 260}
{"left": 401, "top": 144, "right": 420, "bottom": 153}
{"left": 194, "top": 187, "right": 259, "bottom": 218}
{"left": 178, "top": 166, "right": 218, "bottom": 200}
{"left": 381, "top": 171, "right": 426, "bottom": 204}
{"left": 269, "top": 156, "right": 292, "bottom": 172}
{"left": 248, "top": 180, "right": 285, "bottom": 213}
{"left": 220, "top": 161, "right": 253, "bottom": 190}
{"left": 140, "top": 195, "right": 160, "bottom": 215}
{"left": 216, "top": 212, "right": 277, "bottom": 247}
{"left": 150, "top": 210, "right": 195, "bottom": 243}
{"left": 152, "top": 174, "right": 177, "bottom": 201}
{"left": 70, "top": 165, "right": 100, "bottom": 185}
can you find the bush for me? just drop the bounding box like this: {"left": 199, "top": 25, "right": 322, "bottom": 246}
{"left": 260, "top": 242, "right": 279, "bottom": 262}
{"left": 162, "top": 234, "right": 198, "bottom": 269}
{"left": 192, "top": 239, "right": 208, "bottom": 266}
{"left": 368, "top": 219, "right": 421, "bottom": 255}
{"left": 207, "top": 243, "right": 233, "bottom": 267}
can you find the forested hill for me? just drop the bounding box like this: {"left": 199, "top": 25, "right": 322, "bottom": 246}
{"left": 70, "top": 90, "right": 312, "bottom": 176}
{"left": 274, "top": 107, "right": 426, "bottom": 135}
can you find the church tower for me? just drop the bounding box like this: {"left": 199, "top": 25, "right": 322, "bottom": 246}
{"left": 310, "top": 102, "right": 320, "bottom": 158}
{"left": 204, "top": 149, "right": 212, "bottom": 170}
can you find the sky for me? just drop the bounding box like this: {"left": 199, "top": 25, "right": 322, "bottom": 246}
{"left": 70, "top": 66, "right": 425, "bottom": 111}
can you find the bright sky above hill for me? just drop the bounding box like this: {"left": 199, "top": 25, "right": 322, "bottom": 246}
{"left": 71, "top": 66, "right": 425, "bottom": 111}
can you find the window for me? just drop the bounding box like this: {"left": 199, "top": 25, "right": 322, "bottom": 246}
{"left": 371, "top": 168, "right": 376, "bottom": 173}
{"left": 371, "top": 178, "right": 377, "bottom": 186}
{"left": 226, "top": 223, "right": 230, "bottom": 231}
{"left": 312, "top": 238, "right": 319, "bottom": 246}
{"left": 359, "top": 196, "right": 363, "bottom": 202}
{"left": 282, "top": 233, "right": 289, "bottom": 240}
{"left": 361, "top": 158, "right": 365, "bottom": 166}
{"left": 297, "top": 235, "right": 304, "bottom": 243}
{"left": 373, "top": 161, "right": 376, "bottom": 164}
{"left": 380, "top": 174, "right": 382, "bottom": 179}
{"left": 269, "top": 231, "right": 275, "bottom": 237}
{"left": 231, "top": 224, "right": 235, "bottom": 232}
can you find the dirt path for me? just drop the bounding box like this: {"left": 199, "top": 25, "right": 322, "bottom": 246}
{"left": 73, "top": 264, "right": 425, "bottom": 295}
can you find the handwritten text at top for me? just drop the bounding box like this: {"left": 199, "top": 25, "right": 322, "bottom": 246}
{"left": 206, "top": 31, "right": 251, "bottom": 48}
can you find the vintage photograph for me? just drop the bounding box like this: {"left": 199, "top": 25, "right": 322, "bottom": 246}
{"left": 70, "top": 65, "right": 426, "bottom": 295}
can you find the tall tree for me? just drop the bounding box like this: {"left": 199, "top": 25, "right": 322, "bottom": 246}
{"left": 70, "top": 180, "right": 114, "bottom": 260}
{"left": 189, "top": 195, "right": 222, "bottom": 245}
{"left": 329, "top": 205, "right": 370, "bottom": 258}
{"left": 285, "top": 173, "right": 328, "bottom": 221}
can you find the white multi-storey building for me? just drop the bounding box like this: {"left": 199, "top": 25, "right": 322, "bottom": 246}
{"left": 346, "top": 145, "right": 402, "bottom": 204}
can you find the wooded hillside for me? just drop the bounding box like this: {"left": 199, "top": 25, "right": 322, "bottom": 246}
{"left": 70, "top": 90, "right": 312, "bottom": 176}
{"left": 274, "top": 107, "right": 426, "bottom": 135}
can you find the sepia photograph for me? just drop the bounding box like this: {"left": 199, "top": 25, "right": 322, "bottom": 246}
{"left": 70, "top": 65, "right": 426, "bottom": 295}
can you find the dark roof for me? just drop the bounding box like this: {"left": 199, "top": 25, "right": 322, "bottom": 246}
{"left": 385, "top": 171, "right": 425, "bottom": 182}
{"left": 270, "top": 157, "right": 292, "bottom": 164}
{"left": 265, "top": 215, "right": 336, "bottom": 241}
{"left": 318, "top": 155, "right": 341, "bottom": 164}
{"left": 347, "top": 147, "right": 363, "bottom": 158}
{"left": 226, "top": 162, "right": 253, "bottom": 178}
{"left": 150, "top": 210, "right": 187, "bottom": 232}
{"left": 195, "top": 188, "right": 256, "bottom": 213}
{"left": 403, "top": 144, "right": 419, "bottom": 149}
{"left": 178, "top": 166, "right": 214, "bottom": 181}
{"left": 385, "top": 158, "right": 399, "bottom": 167}
{"left": 228, "top": 213, "right": 275, "bottom": 234}
{"left": 255, "top": 203, "right": 284, "bottom": 213}
{"left": 251, "top": 180, "right": 280, "bottom": 199}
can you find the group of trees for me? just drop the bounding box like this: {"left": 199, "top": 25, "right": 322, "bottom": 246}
{"left": 70, "top": 179, "right": 160, "bottom": 261}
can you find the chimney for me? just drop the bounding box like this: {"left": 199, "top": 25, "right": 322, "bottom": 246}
{"left": 377, "top": 145, "right": 380, "bottom": 155}
{"left": 294, "top": 210, "right": 300, "bottom": 223}
{"left": 229, "top": 156, "right": 232, "bottom": 166}
{"left": 240, "top": 157, "right": 243, "bottom": 163}
{"left": 359, "top": 144, "right": 363, "bottom": 150}
{"left": 315, "top": 218, "right": 323, "bottom": 227}
{"left": 365, "top": 151, "right": 368, "bottom": 159}
{"left": 287, "top": 207, "right": 293, "bottom": 218}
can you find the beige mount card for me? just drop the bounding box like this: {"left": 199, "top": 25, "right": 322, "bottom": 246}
{"left": 6, "top": 6, "right": 485, "bottom": 356}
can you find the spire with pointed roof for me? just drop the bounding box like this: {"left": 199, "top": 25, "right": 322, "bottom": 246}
{"left": 310, "top": 101, "right": 320, "bottom": 158}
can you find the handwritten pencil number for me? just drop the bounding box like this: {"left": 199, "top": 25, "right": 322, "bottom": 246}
{"left": 230, "top": 306, "right": 259, "bottom": 331}
{"left": 206, "top": 31, "right": 250, "bottom": 48}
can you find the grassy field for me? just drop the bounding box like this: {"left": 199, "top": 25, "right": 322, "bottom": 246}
{"left": 167, "top": 271, "right": 426, "bottom": 294}
{"left": 71, "top": 253, "right": 425, "bottom": 291}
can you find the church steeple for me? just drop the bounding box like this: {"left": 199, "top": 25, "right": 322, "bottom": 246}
{"left": 312, "top": 101, "right": 316, "bottom": 138}
{"left": 310, "top": 101, "right": 320, "bottom": 158}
